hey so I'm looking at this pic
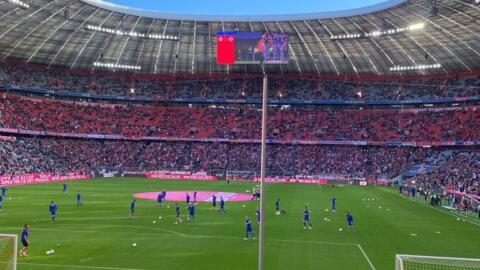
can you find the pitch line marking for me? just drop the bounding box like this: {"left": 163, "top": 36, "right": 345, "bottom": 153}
{"left": 401, "top": 195, "right": 480, "bottom": 227}
{"left": 15, "top": 262, "right": 147, "bottom": 270}
{"left": 357, "top": 244, "right": 376, "bottom": 270}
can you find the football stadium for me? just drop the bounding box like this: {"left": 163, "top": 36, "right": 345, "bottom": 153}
{"left": 0, "top": 0, "right": 480, "bottom": 269}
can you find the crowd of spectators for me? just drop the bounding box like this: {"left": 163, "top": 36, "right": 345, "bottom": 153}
{"left": 1, "top": 63, "right": 479, "bottom": 101}
{"left": 0, "top": 137, "right": 431, "bottom": 179}
{"left": 409, "top": 151, "right": 480, "bottom": 196}
{"left": 1, "top": 94, "right": 479, "bottom": 142}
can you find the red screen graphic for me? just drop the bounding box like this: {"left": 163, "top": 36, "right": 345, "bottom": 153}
{"left": 216, "top": 35, "right": 235, "bottom": 65}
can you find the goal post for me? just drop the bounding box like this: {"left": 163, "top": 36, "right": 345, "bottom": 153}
{"left": 0, "top": 234, "right": 17, "bottom": 270}
{"left": 396, "top": 254, "right": 480, "bottom": 270}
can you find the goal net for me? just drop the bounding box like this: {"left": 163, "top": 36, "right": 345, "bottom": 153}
{"left": 0, "top": 234, "right": 17, "bottom": 270}
{"left": 396, "top": 254, "right": 480, "bottom": 270}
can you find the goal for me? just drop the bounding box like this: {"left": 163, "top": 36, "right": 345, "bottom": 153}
{"left": 396, "top": 254, "right": 480, "bottom": 270}
{"left": 0, "top": 234, "right": 17, "bottom": 270}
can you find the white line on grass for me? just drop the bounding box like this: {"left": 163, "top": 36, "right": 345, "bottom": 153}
{"left": 357, "top": 244, "right": 376, "bottom": 270}
{"left": 401, "top": 195, "right": 480, "bottom": 227}
{"left": 15, "top": 262, "right": 147, "bottom": 270}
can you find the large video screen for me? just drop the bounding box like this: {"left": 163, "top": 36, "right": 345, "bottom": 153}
{"left": 217, "top": 32, "right": 289, "bottom": 65}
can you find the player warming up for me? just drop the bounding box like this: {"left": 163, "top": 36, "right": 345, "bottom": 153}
{"left": 186, "top": 193, "right": 191, "bottom": 204}
{"left": 219, "top": 197, "right": 225, "bottom": 214}
{"left": 212, "top": 194, "right": 217, "bottom": 209}
{"left": 244, "top": 216, "right": 255, "bottom": 240}
{"left": 275, "top": 198, "right": 280, "bottom": 215}
{"left": 76, "top": 191, "right": 83, "bottom": 207}
{"left": 157, "top": 192, "right": 163, "bottom": 208}
{"left": 256, "top": 208, "right": 261, "bottom": 223}
{"left": 62, "top": 183, "right": 68, "bottom": 194}
{"left": 19, "top": 224, "right": 29, "bottom": 257}
{"left": 175, "top": 203, "right": 182, "bottom": 224}
{"left": 331, "top": 196, "right": 336, "bottom": 212}
{"left": 128, "top": 199, "right": 136, "bottom": 218}
{"left": 0, "top": 193, "right": 3, "bottom": 212}
{"left": 346, "top": 212, "right": 354, "bottom": 231}
{"left": 303, "top": 206, "right": 312, "bottom": 230}
{"left": 49, "top": 201, "right": 58, "bottom": 223}
{"left": 188, "top": 202, "right": 195, "bottom": 221}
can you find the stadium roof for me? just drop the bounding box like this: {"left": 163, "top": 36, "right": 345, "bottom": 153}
{"left": 0, "top": 0, "right": 479, "bottom": 75}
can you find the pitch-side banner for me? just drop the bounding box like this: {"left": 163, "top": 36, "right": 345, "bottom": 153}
{"left": 0, "top": 173, "right": 91, "bottom": 186}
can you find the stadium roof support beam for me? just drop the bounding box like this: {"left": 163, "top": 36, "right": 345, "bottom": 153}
{"left": 321, "top": 22, "right": 358, "bottom": 74}
{"left": 48, "top": 8, "right": 100, "bottom": 68}
{"left": 191, "top": 20, "right": 197, "bottom": 74}
{"left": 381, "top": 16, "right": 447, "bottom": 73}
{"left": 27, "top": 5, "right": 89, "bottom": 63}
{"left": 346, "top": 17, "right": 396, "bottom": 73}
{"left": 289, "top": 21, "right": 320, "bottom": 73}
{"left": 70, "top": 12, "right": 113, "bottom": 69}
{"left": 172, "top": 20, "right": 183, "bottom": 74}
{"left": 3, "top": 5, "right": 66, "bottom": 59}
{"left": 153, "top": 19, "right": 169, "bottom": 74}
{"left": 113, "top": 16, "right": 141, "bottom": 72}
{"left": 135, "top": 19, "right": 155, "bottom": 66}
{"left": 0, "top": 0, "right": 57, "bottom": 39}
{"left": 388, "top": 10, "right": 471, "bottom": 71}
{"left": 411, "top": 1, "right": 480, "bottom": 40}
{"left": 208, "top": 22, "right": 212, "bottom": 75}
{"left": 360, "top": 15, "right": 418, "bottom": 68}
{"left": 332, "top": 18, "right": 380, "bottom": 74}
{"left": 401, "top": 6, "right": 480, "bottom": 58}
{"left": 303, "top": 20, "right": 339, "bottom": 75}
{"left": 276, "top": 21, "right": 301, "bottom": 74}
{"left": 451, "top": 0, "right": 480, "bottom": 12}
{"left": 91, "top": 14, "right": 127, "bottom": 71}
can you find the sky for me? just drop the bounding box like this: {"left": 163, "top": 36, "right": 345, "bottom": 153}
{"left": 105, "top": 0, "right": 391, "bottom": 16}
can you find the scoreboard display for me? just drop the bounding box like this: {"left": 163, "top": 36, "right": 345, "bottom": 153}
{"left": 217, "top": 32, "right": 289, "bottom": 65}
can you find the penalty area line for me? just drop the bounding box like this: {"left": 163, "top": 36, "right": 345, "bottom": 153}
{"left": 14, "top": 262, "right": 147, "bottom": 270}
{"left": 357, "top": 244, "right": 376, "bottom": 270}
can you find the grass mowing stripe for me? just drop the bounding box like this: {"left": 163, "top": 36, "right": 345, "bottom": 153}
{"left": 357, "top": 244, "right": 376, "bottom": 270}
{"left": 16, "top": 262, "right": 147, "bottom": 270}
{"left": 398, "top": 194, "right": 480, "bottom": 227}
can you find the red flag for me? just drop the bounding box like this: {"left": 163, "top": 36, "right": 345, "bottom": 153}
{"left": 216, "top": 35, "right": 235, "bottom": 65}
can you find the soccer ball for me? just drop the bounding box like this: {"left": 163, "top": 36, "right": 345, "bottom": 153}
{"left": 339, "top": 228, "right": 343, "bottom": 232}
{"left": 242, "top": 205, "right": 246, "bottom": 208}
{"left": 46, "top": 250, "right": 51, "bottom": 255}
{"left": 152, "top": 220, "right": 156, "bottom": 224}
{"left": 167, "top": 205, "right": 170, "bottom": 209}
{"left": 158, "top": 216, "right": 162, "bottom": 220}
{"left": 132, "top": 243, "right": 137, "bottom": 247}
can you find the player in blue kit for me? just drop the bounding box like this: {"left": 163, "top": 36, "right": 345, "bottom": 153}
{"left": 193, "top": 191, "right": 197, "bottom": 203}
{"left": 128, "top": 199, "right": 136, "bottom": 218}
{"left": 0, "top": 194, "right": 3, "bottom": 212}
{"left": 212, "top": 194, "right": 217, "bottom": 208}
{"left": 188, "top": 202, "right": 195, "bottom": 221}
{"left": 219, "top": 197, "right": 225, "bottom": 214}
{"left": 186, "top": 193, "right": 191, "bottom": 204}
{"left": 62, "top": 183, "right": 68, "bottom": 194}
{"left": 346, "top": 212, "right": 354, "bottom": 231}
{"left": 303, "top": 206, "right": 312, "bottom": 230}
{"left": 1, "top": 186, "right": 7, "bottom": 197}
{"left": 256, "top": 208, "right": 261, "bottom": 223}
{"left": 19, "top": 224, "right": 29, "bottom": 257}
{"left": 331, "top": 196, "right": 336, "bottom": 212}
{"left": 157, "top": 192, "right": 163, "bottom": 208}
{"left": 49, "top": 201, "right": 58, "bottom": 223}
{"left": 275, "top": 199, "right": 280, "bottom": 214}
{"left": 244, "top": 216, "right": 255, "bottom": 240}
{"left": 175, "top": 203, "right": 182, "bottom": 224}
{"left": 76, "top": 191, "right": 82, "bottom": 207}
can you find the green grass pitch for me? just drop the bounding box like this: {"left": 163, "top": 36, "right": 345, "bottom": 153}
{"left": 1, "top": 178, "right": 479, "bottom": 270}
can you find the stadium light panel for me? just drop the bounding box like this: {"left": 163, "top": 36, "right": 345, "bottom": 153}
{"left": 8, "top": 0, "right": 29, "bottom": 8}
{"left": 86, "top": 25, "right": 179, "bottom": 41}
{"left": 331, "top": 22, "right": 425, "bottom": 40}
{"left": 93, "top": 62, "right": 141, "bottom": 71}
{"left": 390, "top": 63, "right": 441, "bottom": 72}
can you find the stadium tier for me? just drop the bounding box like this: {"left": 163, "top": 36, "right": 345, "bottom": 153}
{"left": 0, "top": 0, "right": 480, "bottom": 269}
